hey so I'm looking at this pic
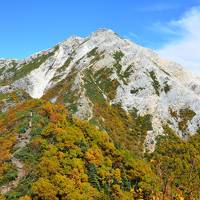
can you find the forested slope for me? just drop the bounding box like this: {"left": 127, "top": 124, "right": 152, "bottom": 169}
{"left": 0, "top": 100, "right": 200, "bottom": 199}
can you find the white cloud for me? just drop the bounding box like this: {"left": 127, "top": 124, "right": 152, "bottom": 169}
{"left": 158, "top": 6, "right": 200, "bottom": 75}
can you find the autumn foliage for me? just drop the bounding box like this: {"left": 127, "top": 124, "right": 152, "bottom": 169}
{"left": 1, "top": 100, "right": 200, "bottom": 199}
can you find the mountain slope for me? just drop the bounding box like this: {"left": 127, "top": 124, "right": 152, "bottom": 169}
{"left": 1, "top": 29, "right": 200, "bottom": 152}
{"left": 1, "top": 100, "right": 200, "bottom": 199}
{"left": 0, "top": 100, "right": 159, "bottom": 199}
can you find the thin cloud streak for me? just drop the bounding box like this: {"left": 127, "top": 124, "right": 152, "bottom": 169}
{"left": 157, "top": 6, "right": 200, "bottom": 75}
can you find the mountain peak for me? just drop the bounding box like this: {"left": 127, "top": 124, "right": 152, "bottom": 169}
{"left": 1, "top": 29, "right": 200, "bottom": 152}
{"left": 90, "top": 28, "right": 117, "bottom": 37}
{"left": 60, "top": 36, "right": 84, "bottom": 47}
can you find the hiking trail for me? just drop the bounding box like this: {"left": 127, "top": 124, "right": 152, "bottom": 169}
{"left": 0, "top": 112, "right": 32, "bottom": 194}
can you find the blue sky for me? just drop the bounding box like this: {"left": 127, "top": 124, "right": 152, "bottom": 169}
{"left": 0, "top": 0, "right": 200, "bottom": 73}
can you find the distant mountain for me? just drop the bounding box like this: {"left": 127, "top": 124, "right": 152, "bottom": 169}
{"left": 1, "top": 29, "right": 200, "bottom": 153}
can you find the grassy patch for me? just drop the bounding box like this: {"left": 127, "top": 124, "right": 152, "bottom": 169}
{"left": 113, "top": 51, "right": 133, "bottom": 84}
{"left": 113, "top": 50, "right": 124, "bottom": 62}
{"left": 130, "top": 87, "right": 144, "bottom": 94}
{"left": 149, "top": 71, "right": 160, "bottom": 96}
{"left": 0, "top": 66, "right": 6, "bottom": 76}
{"left": 93, "top": 67, "right": 119, "bottom": 100}
{"left": 83, "top": 69, "right": 105, "bottom": 105}
{"left": 0, "top": 166, "right": 18, "bottom": 186}
{"left": 169, "top": 107, "right": 196, "bottom": 132}
{"left": 42, "top": 69, "right": 80, "bottom": 114}
{"left": 92, "top": 102, "right": 152, "bottom": 157}
{"left": 163, "top": 81, "right": 171, "bottom": 93}
{"left": 13, "top": 51, "right": 56, "bottom": 82}
{"left": 56, "top": 57, "right": 72, "bottom": 73}
{"left": 1, "top": 47, "right": 58, "bottom": 85}
{"left": 178, "top": 108, "right": 196, "bottom": 132}
{"left": 87, "top": 47, "right": 98, "bottom": 57}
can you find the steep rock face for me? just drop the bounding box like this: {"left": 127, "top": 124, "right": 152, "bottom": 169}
{"left": 1, "top": 29, "right": 200, "bottom": 152}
